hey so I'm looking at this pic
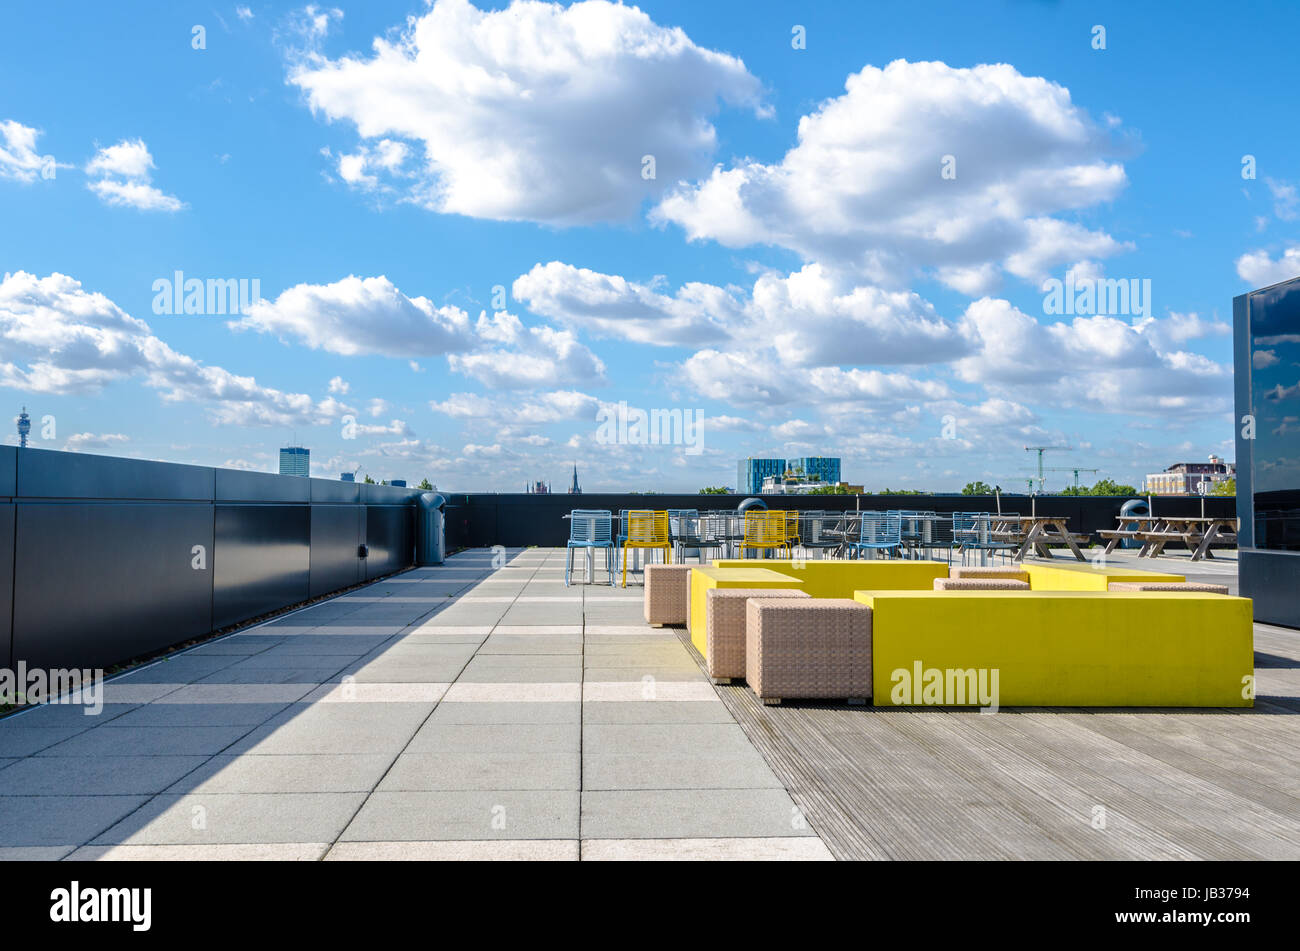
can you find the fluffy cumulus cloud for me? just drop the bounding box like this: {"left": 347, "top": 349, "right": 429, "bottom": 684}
{"left": 63, "top": 432, "right": 129, "bottom": 452}
{"left": 238, "top": 275, "right": 475, "bottom": 357}
{"left": 0, "top": 271, "right": 350, "bottom": 426}
{"left": 0, "top": 119, "right": 55, "bottom": 182}
{"left": 652, "top": 59, "right": 1129, "bottom": 292}
{"left": 953, "top": 297, "right": 1230, "bottom": 414}
{"left": 287, "top": 0, "right": 765, "bottom": 224}
{"left": 447, "top": 310, "right": 606, "bottom": 389}
{"left": 1236, "top": 246, "right": 1300, "bottom": 288}
{"left": 84, "top": 138, "right": 185, "bottom": 212}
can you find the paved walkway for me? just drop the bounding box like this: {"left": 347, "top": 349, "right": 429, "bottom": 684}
{"left": 0, "top": 548, "right": 833, "bottom": 860}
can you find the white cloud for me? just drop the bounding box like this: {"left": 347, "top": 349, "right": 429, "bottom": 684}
{"left": 0, "top": 270, "right": 350, "bottom": 427}
{"left": 236, "top": 5, "right": 254, "bottom": 22}
{"left": 652, "top": 59, "right": 1129, "bottom": 291}
{"left": 1267, "top": 178, "right": 1298, "bottom": 222}
{"left": 64, "top": 432, "right": 129, "bottom": 452}
{"left": 0, "top": 119, "right": 54, "bottom": 182}
{"left": 237, "top": 275, "right": 475, "bottom": 356}
{"left": 448, "top": 311, "right": 606, "bottom": 388}
{"left": 84, "top": 138, "right": 185, "bottom": 212}
{"left": 287, "top": 0, "right": 765, "bottom": 225}
{"left": 1236, "top": 246, "right": 1300, "bottom": 288}
{"left": 328, "top": 375, "right": 349, "bottom": 394}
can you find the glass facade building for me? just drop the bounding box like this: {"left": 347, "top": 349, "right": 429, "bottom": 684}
{"left": 1235, "top": 276, "right": 1300, "bottom": 626}
{"left": 788, "top": 456, "right": 841, "bottom": 486}
{"left": 278, "top": 446, "right": 310, "bottom": 477}
{"left": 737, "top": 457, "right": 786, "bottom": 495}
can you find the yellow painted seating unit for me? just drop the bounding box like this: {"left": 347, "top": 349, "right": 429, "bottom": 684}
{"left": 710, "top": 558, "right": 947, "bottom": 600}
{"left": 852, "top": 589, "right": 1253, "bottom": 708}
{"left": 687, "top": 566, "right": 807, "bottom": 655}
{"left": 1021, "top": 562, "right": 1185, "bottom": 591}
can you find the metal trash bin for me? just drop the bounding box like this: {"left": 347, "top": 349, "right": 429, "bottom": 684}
{"left": 417, "top": 492, "right": 447, "bottom": 565}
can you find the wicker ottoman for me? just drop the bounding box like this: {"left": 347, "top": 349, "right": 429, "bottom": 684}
{"left": 1108, "top": 582, "right": 1230, "bottom": 595}
{"left": 644, "top": 564, "right": 693, "bottom": 626}
{"left": 950, "top": 566, "right": 1030, "bottom": 583}
{"left": 746, "top": 598, "right": 872, "bottom": 705}
{"left": 706, "top": 588, "right": 810, "bottom": 683}
{"left": 934, "top": 578, "right": 1030, "bottom": 591}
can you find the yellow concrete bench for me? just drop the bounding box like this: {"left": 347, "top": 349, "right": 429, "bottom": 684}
{"left": 1022, "top": 562, "right": 1185, "bottom": 591}
{"left": 688, "top": 567, "right": 807, "bottom": 656}
{"left": 710, "top": 558, "right": 947, "bottom": 600}
{"left": 852, "top": 589, "right": 1253, "bottom": 708}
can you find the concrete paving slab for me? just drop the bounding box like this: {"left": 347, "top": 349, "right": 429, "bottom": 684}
{"left": 0, "top": 754, "right": 208, "bottom": 796}
{"left": 105, "top": 702, "right": 291, "bottom": 728}
{"left": 0, "top": 795, "right": 150, "bottom": 847}
{"left": 407, "top": 722, "right": 580, "bottom": 754}
{"left": 428, "top": 701, "right": 581, "bottom": 725}
{"left": 90, "top": 792, "right": 366, "bottom": 845}
{"left": 582, "top": 723, "right": 757, "bottom": 755}
{"left": 583, "top": 751, "right": 784, "bottom": 790}
{"left": 582, "top": 701, "right": 734, "bottom": 724}
{"left": 38, "top": 725, "right": 255, "bottom": 757}
{"left": 167, "top": 753, "right": 395, "bottom": 794}
{"left": 325, "top": 840, "right": 576, "bottom": 860}
{"left": 69, "top": 842, "right": 329, "bottom": 861}
{"left": 225, "top": 703, "right": 432, "bottom": 756}
{"left": 341, "top": 791, "right": 579, "bottom": 841}
{"left": 441, "top": 682, "right": 581, "bottom": 703}
{"left": 581, "top": 837, "right": 834, "bottom": 861}
{"left": 581, "top": 789, "right": 815, "bottom": 840}
{"left": 377, "top": 752, "right": 580, "bottom": 791}
{"left": 582, "top": 682, "right": 720, "bottom": 702}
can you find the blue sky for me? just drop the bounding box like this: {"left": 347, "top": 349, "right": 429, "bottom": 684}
{"left": 1, "top": 0, "right": 1296, "bottom": 492}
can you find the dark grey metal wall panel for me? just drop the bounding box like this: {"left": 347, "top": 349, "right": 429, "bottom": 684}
{"left": 12, "top": 502, "right": 214, "bottom": 670}
{"left": 216, "top": 468, "right": 310, "bottom": 503}
{"left": 310, "top": 505, "right": 364, "bottom": 597}
{"left": 365, "top": 505, "right": 414, "bottom": 579}
{"left": 1239, "top": 549, "right": 1300, "bottom": 627}
{"left": 311, "top": 478, "right": 360, "bottom": 504}
{"left": 1233, "top": 292, "right": 1254, "bottom": 549}
{"left": 362, "top": 483, "right": 419, "bottom": 505}
{"left": 0, "top": 446, "right": 16, "bottom": 497}
{"left": 0, "top": 504, "right": 13, "bottom": 669}
{"left": 213, "top": 504, "right": 310, "bottom": 629}
{"left": 17, "top": 448, "right": 214, "bottom": 500}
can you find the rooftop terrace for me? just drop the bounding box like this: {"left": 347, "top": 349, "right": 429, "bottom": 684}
{"left": 0, "top": 546, "right": 1294, "bottom": 860}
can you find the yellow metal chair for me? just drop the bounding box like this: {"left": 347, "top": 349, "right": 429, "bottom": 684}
{"left": 740, "top": 511, "right": 791, "bottom": 559}
{"left": 622, "top": 510, "right": 671, "bottom": 587}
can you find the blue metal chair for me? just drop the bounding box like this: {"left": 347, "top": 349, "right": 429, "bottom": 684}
{"left": 849, "top": 512, "right": 902, "bottom": 559}
{"left": 565, "top": 509, "right": 614, "bottom": 586}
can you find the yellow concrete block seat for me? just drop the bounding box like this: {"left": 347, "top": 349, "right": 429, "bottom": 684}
{"left": 1108, "top": 581, "right": 1230, "bottom": 595}
{"left": 1022, "top": 562, "right": 1185, "bottom": 591}
{"left": 705, "top": 588, "right": 810, "bottom": 683}
{"left": 643, "top": 563, "right": 693, "bottom": 626}
{"left": 711, "top": 558, "right": 947, "bottom": 600}
{"left": 688, "top": 566, "right": 808, "bottom": 656}
{"left": 934, "top": 578, "right": 1030, "bottom": 591}
{"left": 852, "top": 589, "right": 1253, "bottom": 708}
{"left": 950, "top": 566, "right": 1030, "bottom": 582}
{"left": 746, "top": 598, "right": 872, "bottom": 705}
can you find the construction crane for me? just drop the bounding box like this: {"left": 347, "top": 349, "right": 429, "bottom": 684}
{"left": 1023, "top": 446, "right": 1073, "bottom": 494}
{"left": 1042, "top": 465, "right": 1099, "bottom": 490}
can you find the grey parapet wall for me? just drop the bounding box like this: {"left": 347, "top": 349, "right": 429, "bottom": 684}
{"left": 1, "top": 447, "right": 419, "bottom": 672}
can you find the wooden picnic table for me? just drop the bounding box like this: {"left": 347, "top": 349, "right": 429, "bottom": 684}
{"left": 1135, "top": 516, "right": 1238, "bottom": 562}
{"left": 1011, "top": 515, "right": 1089, "bottom": 562}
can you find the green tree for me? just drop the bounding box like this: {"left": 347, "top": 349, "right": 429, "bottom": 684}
{"left": 363, "top": 475, "right": 376, "bottom": 484}
{"left": 878, "top": 487, "right": 924, "bottom": 495}
{"left": 698, "top": 486, "right": 730, "bottom": 495}
{"left": 1086, "top": 478, "right": 1138, "bottom": 496}
{"left": 961, "top": 481, "right": 993, "bottom": 496}
{"left": 1211, "top": 478, "right": 1235, "bottom": 496}
{"left": 418, "top": 478, "right": 433, "bottom": 490}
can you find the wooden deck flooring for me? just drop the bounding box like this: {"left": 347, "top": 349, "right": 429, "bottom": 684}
{"left": 678, "top": 621, "right": 1300, "bottom": 860}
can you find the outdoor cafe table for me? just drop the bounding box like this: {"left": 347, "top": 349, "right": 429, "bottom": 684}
{"left": 1137, "top": 516, "right": 1238, "bottom": 562}
{"left": 1010, "top": 515, "right": 1088, "bottom": 562}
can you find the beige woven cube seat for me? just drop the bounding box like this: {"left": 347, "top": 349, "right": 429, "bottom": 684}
{"left": 934, "top": 578, "right": 1030, "bottom": 591}
{"left": 949, "top": 566, "right": 1030, "bottom": 583}
{"left": 1108, "top": 581, "right": 1230, "bottom": 595}
{"left": 705, "top": 587, "right": 810, "bottom": 683}
{"left": 644, "top": 563, "right": 693, "bottom": 626}
{"left": 746, "top": 598, "right": 872, "bottom": 704}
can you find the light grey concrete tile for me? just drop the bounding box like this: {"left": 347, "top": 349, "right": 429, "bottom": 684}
{"left": 2, "top": 703, "right": 138, "bottom": 728}
{"left": 343, "top": 662, "right": 469, "bottom": 684}
{"left": 340, "top": 791, "right": 579, "bottom": 841}
{"left": 583, "top": 751, "right": 783, "bottom": 790}
{"left": 377, "top": 752, "right": 580, "bottom": 791}
{"left": 300, "top": 682, "right": 449, "bottom": 703}
{"left": 581, "top": 789, "right": 815, "bottom": 840}
{"left": 225, "top": 703, "right": 431, "bottom": 755}
{"left": 0, "top": 795, "right": 149, "bottom": 847}
{"left": 325, "top": 840, "right": 577, "bottom": 861}
{"left": 580, "top": 667, "right": 707, "bottom": 684}
{"left": 406, "top": 722, "right": 579, "bottom": 754}
{"left": 0, "top": 754, "right": 208, "bottom": 796}
{"left": 582, "top": 682, "right": 719, "bottom": 702}
{"left": 0, "top": 726, "right": 93, "bottom": 757}
{"left": 490, "top": 625, "right": 583, "bottom": 636}
{"left": 428, "top": 701, "right": 581, "bottom": 725}
{"left": 581, "top": 837, "right": 834, "bottom": 861}
{"left": 582, "top": 723, "right": 755, "bottom": 756}
{"left": 456, "top": 662, "right": 583, "bottom": 684}
{"left": 90, "top": 793, "right": 366, "bottom": 845}
{"left": 113, "top": 656, "right": 239, "bottom": 684}
{"left": 478, "top": 636, "right": 582, "bottom": 655}
{"left": 68, "top": 843, "right": 329, "bottom": 861}
{"left": 146, "top": 683, "right": 315, "bottom": 704}
{"left": 103, "top": 702, "right": 291, "bottom": 728}
{"left": 38, "top": 725, "right": 254, "bottom": 757}
{"left": 1, "top": 846, "right": 78, "bottom": 860}
{"left": 582, "top": 701, "right": 734, "bottom": 725}
{"left": 441, "top": 682, "right": 581, "bottom": 703}
{"left": 167, "top": 753, "right": 395, "bottom": 794}
{"left": 464, "top": 654, "right": 583, "bottom": 670}
{"left": 195, "top": 665, "right": 347, "bottom": 685}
